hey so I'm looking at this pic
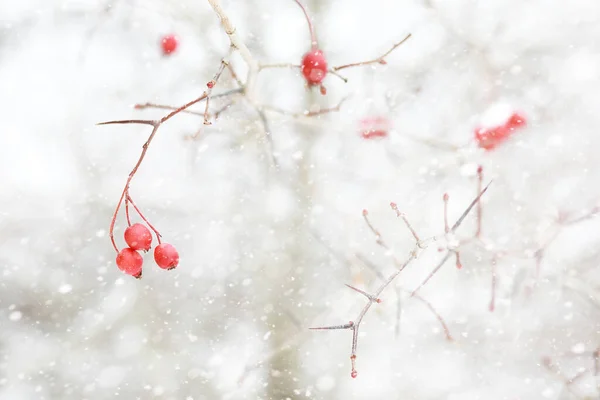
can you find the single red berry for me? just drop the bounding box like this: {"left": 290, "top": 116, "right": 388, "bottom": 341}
{"left": 154, "top": 243, "right": 179, "bottom": 270}
{"left": 507, "top": 113, "right": 527, "bottom": 129}
{"left": 161, "top": 34, "right": 178, "bottom": 55}
{"left": 301, "top": 49, "right": 328, "bottom": 85}
{"left": 116, "top": 248, "right": 143, "bottom": 278}
{"left": 124, "top": 223, "right": 152, "bottom": 252}
{"left": 475, "top": 112, "right": 527, "bottom": 151}
{"left": 359, "top": 116, "right": 390, "bottom": 139}
{"left": 362, "top": 129, "right": 388, "bottom": 139}
{"left": 351, "top": 370, "right": 358, "bottom": 379}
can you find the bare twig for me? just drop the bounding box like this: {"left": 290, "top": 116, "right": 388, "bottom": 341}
{"left": 332, "top": 34, "right": 412, "bottom": 71}
{"left": 312, "top": 183, "right": 489, "bottom": 378}
{"left": 489, "top": 256, "right": 497, "bottom": 312}
{"left": 476, "top": 165, "right": 483, "bottom": 237}
{"left": 450, "top": 180, "right": 492, "bottom": 233}
{"left": 390, "top": 202, "right": 422, "bottom": 244}
{"left": 410, "top": 251, "right": 452, "bottom": 297}
{"left": 408, "top": 291, "right": 453, "bottom": 341}
{"left": 255, "top": 108, "right": 278, "bottom": 168}
{"left": 207, "top": 0, "right": 259, "bottom": 97}
{"left": 204, "top": 53, "right": 233, "bottom": 125}
{"left": 262, "top": 96, "right": 349, "bottom": 119}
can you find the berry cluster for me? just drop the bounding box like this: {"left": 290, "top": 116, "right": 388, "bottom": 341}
{"left": 113, "top": 197, "right": 179, "bottom": 279}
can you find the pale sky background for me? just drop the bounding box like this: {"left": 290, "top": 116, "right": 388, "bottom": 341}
{"left": 1, "top": 0, "right": 600, "bottom": 399}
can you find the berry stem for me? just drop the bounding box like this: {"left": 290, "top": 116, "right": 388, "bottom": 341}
{"left": 292, "top": 0, "right": 318, "bottom": 49}
{"left": 126, "top": 195, "right": 162, "bottom": 245}
{"left": 125, "top": 197, "right": 132, "bottom": 227}
{"left": 476, "top": 166, "right": 483, "bottom": 238}
{"left": 204, "top": 53, "right": 232, "bottom": 125}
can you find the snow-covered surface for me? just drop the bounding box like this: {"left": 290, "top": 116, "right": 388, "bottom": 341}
{"left": 1, "top": 0, "right": 600, "bottom": 399}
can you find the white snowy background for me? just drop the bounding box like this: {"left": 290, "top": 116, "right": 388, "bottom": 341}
{"left": 1, "top": 0, "right": 600, "bottom": 399}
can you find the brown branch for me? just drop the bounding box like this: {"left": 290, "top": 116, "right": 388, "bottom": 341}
{"left": 98, "top": 92, "right": 209, "bottom": 252}
{"left": 133, "top": 88, "right": 243, "bottom": 117}
{"left": 261, "top": 96, "right": 349, "bottom": 118}
{"left": 332, "top": 33, "right": 412, "bottom": 71}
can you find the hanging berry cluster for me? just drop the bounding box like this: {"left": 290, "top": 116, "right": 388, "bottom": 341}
{"left": 113, "top": 195, "right": 179, "bottom": 279}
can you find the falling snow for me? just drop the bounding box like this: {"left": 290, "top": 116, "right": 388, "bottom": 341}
{"left": 1, "top": 0, "right": 600, "bottom": 399}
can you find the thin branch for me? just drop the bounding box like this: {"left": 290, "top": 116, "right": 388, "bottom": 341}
{"left": 390, "top": 202, "right": 421, "bottom": 244}
{"left": 309, "top": 321, "right": 354, "bottom": 330}
{"left": 256, "top": 108, "right": 279, "bottom": 168}
{"left": 259, "top": 63, "right": 301, "bottom": 70}
{"left": 489, "top": 256, "right": 497, "bottom": 312}
{"left": 261, "top": 96, "right": 349, "bottom": 119}
{"left": 443, "top": 193, "right": 450, "bottom": 233}
{"left": 124, "top": 196, "right": 132, "bottom": 227}
{"left": 292, "top": 0, "right": 318, "bottom": 49}
{"left": 410, "top": 251, "right": 452, "bottom": 297}
{"left": 259, "top": 63, "right": 348, "bottom": 83}
{"left": 333, "top": 34, "right": 412, "bottom": 71}
{"left": 207, "top": 0, "right": 259, "bottom": 96}
{"left": 450, "top": 180, "right": 492, "bottom": 233}
{"left": 345, "top": 284, "right": 381, "bottom": 303}
{"left": 203, "top": 53, "right": 232, "bottom": 125}
{"left": 476, "top": 165, "right": 483, "bottom": 237}
{"left": 133, "top": 88, "right": 243, "bottom": 117}
{"left": 408, "top": 291, "right": 453, "bottom": 341}
{"left": 126, "top": 195, "right": 163, "bottom": 245}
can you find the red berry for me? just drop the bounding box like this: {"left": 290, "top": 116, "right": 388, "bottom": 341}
{"left": 116, "top": 248, "right": 143, "bottom": 278}
{"left": 161, "top": 34, "right": 178, "bottom": 55}
{"left": 362, "top": 129, "right": 387, "bottom": 139}
{"left": 301, "top": 49, "right": 327, "bottom": 85}
{"left": 154, "top": 243, "right": 179, "bottom": 270}
{"left": 475, "top": 112, "right": 527, "bottom": 151}
{"left": 124, "top": 223, "right": 152, "bottom": 251}
{"left": 359, "top": 116, "right": 390, "bottom": 139}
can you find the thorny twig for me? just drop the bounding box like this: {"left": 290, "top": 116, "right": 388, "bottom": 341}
{"left": 311, "top": 182, "right": 491, "bottom": 378}
{"left": 98, "top": 0, "right": 414, "bottom": 253}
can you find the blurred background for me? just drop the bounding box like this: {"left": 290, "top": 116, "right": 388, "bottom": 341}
{"left": 1, "top": 0, "right": 600, "bottom": 399}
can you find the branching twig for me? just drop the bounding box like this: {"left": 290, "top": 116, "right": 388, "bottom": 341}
{"left": 312, "top": 183, "right": 490, "bottom": 378}
{"left": 262, "top": 96, "right": 349, "bottom": 119}
{"left": 332, "top": 34, "right": 412, "bottom": 71}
